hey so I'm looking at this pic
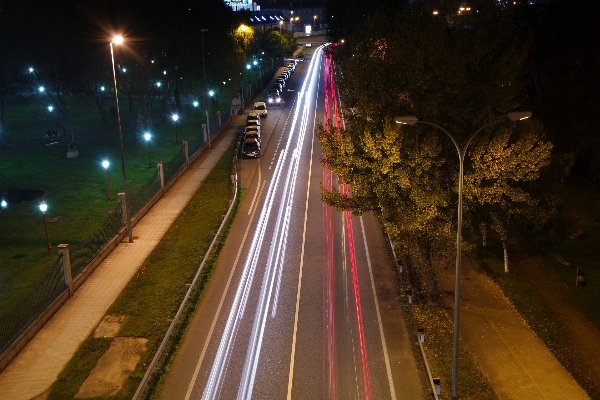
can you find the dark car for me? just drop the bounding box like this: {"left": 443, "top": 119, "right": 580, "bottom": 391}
{"left": 241, "top": 138, "right": 260, "bottom": 158}
{"left": 244, "top": 130, "right": 261, "bottom": 143}
{"left": 268, "top": 90, "right": 281, "bottom": 105}
{"left": 276, "top": 78, "right": 285, "bottom": 88}
{"left": 245, "top": 121, "right": 260, "bottom": 133}
{"left": 271, "top": 82, "right": 283, "bottom": 92}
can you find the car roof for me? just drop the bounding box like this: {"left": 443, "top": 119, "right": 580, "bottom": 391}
{"left": 254, "top": 101, "right": 266, "bottom": 107}
{"left": 244, "top": 138, "right": 259, "bottom": 144}
{"left": 247, "top": 112, "right": 259, "bottom": 117}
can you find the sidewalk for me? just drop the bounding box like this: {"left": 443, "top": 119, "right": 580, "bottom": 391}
{"left": 435, "top": 258, "right": 590, "bottom": 400}
{"left": 0, "top": 120, "right": 241, "bottom": 400}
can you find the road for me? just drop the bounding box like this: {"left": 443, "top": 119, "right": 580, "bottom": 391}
{"left": 158, "top": 45, "right": 425, "bottom": 400}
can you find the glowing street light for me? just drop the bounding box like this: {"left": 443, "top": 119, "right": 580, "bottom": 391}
{"left": 110, "top": 34, "right": 133, "bottom": 243}
{"left": 100, "top": 86, "right": 105, "bottom": 91}
{"left": 102, "top": 160, "right": 113, "bottom": 200}
{"left": 172, "top": 114, "right": 179, "bottom": 144}
{"left": 394, "top": 110, "right": 532, "bottom": 400}
{"left": 47, "top": 106, "right": 53, "bottom": 112}
{"left": 279, "top": 20, "right": 283, "bottom": 34}
{"left": 1, "top": 199, "right": 7, "bottom": 208}
{"left": 144, "top": 133, "right": 151, "bottom": 167}
{"left": 39, "top": 199, "right": 52, "bottom": 254}
{"left": 38, "top": 86, "right": 45, "bottom": 93}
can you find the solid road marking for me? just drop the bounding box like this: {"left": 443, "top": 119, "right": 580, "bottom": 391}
{"left": 360, "top": 216, "right": 396, "bottom": 400}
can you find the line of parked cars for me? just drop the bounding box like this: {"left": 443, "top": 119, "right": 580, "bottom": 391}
{"left": 242, "top": 60, "right": 299, "bottom": 159}
{"left": 267, "top": 60, "right": 297, "bottom": 105}
{"left": 241, "top": 102, "right": 267, "bottom": 158}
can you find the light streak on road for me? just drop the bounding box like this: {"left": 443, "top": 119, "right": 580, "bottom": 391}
{"left": 202, "top": 46, "right": 325, "bottom": 400}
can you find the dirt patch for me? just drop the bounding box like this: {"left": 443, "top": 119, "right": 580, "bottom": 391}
{"left": 93, "top": 315, "right": 125, "bottom": 338}
{"left": 75, "top": 337, "right": 148, "bottom": 398}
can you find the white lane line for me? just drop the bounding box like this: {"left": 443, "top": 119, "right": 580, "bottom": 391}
{"left": 287, "top": 48, "right": 321, "bottom": 400}
{"left": 248, "top": 175, "right": 265, "bottom": 216}
{"left": 360, "top": 216, "right": 396, "bottom": 400}
{"left": 183, "top": 176, "right": 264, "bottom": 400}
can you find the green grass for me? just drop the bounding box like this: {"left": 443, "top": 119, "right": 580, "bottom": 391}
{"left": 0, "top": 95, "right": 213, "bottom": 318}
{"left": 412, "top": 304, "right": 495, "bottom": 400}
{"left": 47, "top": 143, "right": 240, "bottom": 400}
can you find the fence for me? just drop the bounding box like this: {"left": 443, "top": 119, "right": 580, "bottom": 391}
{"left": 0, "top": 256, "right": 66, "bottom": 354}
{"left": 0, "top": 97, "right": 239, "bottom": 364}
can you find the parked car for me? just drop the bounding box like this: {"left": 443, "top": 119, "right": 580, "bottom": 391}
{"left": 241, "top": 137, "right": 261, "bottom": 158}
{"left": 276, "top": 77, "right": 285, "bottom": 88}
{"left": 244, "top": 130, "right": 261, "bottom": 143}
{"left": 271, "top": 82, "right": 283, "bottom": 92}
{"left": 253, "top": 102, "right": 268, "bottom": 118}
{"left": 246, "top": 112, "right": 261, "bottom": 125}
{"left": 268, "top": 90, "right": 281, "bottom": 105}
{"left": 245, "top": 121, "right": 260, "bottom": 133}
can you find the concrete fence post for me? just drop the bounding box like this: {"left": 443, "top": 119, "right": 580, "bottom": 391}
{"left": 206, "top": 110, "right": 211, "bottom": 150}
{"left": 157, "top": 161, "right": 165, "bottom": 188}
{"left": 58, "top": 244, "right": 73, "bottom": 295}
{"left": 183, "top": 140, "right": 189, "bottom": 167}
{"left": 118, "top": 193, "right": 127, "bottom": 227}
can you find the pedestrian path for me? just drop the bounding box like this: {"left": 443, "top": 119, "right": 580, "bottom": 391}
{"left": 436, "top": 258, "right": 590, "bottom": 400}
{"left": 0, "top": 121, "right": 241, "bottom": 400}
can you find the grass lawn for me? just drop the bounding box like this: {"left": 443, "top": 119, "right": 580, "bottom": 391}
{"left": 47, "top": 143, "right": 238, "bottom": 400}
{"left": 0, "top": 94, "right": 213, "bottom": 319}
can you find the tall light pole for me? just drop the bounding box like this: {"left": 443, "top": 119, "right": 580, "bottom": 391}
{"left": 279, "top": 20, "right": 283, "bottom": 34}
{"left": 102, "top": 160, "right": 112, "bottom": 200}
{"left": 39, "top": 199, "right": 51, "bottom": 254}
{"left": 395, "top": 111, "right": 532, "bottom": 400}
{"left": 110, "top": 35, "right": 133, "bottom": 243}
{"left": 313, "top": 15, "right": 317, "bottom": 29}
{"left": 144, "top": 133, "right": 151, "bottom": 167}
{"left": 172, "top": 114, "right": 179, "bottom": 144}
{"left": 201, "top": 28, "right": 210, "bottom": 149}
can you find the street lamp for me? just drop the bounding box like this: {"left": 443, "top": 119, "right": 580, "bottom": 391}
{"left": 144, "top": 133, "right": 151, "bottom": 167}
{"left": 172, "top": 114, "right": 179, "bottom": 144}
{"left": 102, "top": 160, "right": 113, "bottom": 200}
{"left": 47, "top": 106, "right": 53, "bottom": 112}
{"left": 39, "top": 199, "right": 51, "bottom": 254}
{"left": 279, "top": 20, "right": 283, "bottom": 34}
{"left": 38, "top": 86, "right": 45, "bottom": 93}
{"left": 193, "top": 101, "right": 199, "bottom": 126}
{"left": 313, "top": 15, "right": 317, "bottom": 29}
{"left": 394, "top": 111, "right": 532, "bottom": 400}
{"left": 110, "top": 34, "right": 133, "bottom": 243}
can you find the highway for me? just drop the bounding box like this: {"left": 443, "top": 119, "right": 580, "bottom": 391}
{"left": 158, "top": 44, "right": 425, "bottom": 400}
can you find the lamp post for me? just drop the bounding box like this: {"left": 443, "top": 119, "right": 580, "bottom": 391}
{"left": 279, "top": 20, "right": 283, "bottom": 34}
{"left": 313, "top": 15, "right": 317, "bottom": 29}
{"left": 39, "top": 199, "right": 51, "bottom": 254}
{"left": 172, "top": 114, "right": 179, "bottom": 144}
{"left": 102, "top": 160, "right": 112, "bottom": 200}
{"left": 110, "top": 34, "right": 133, "bottom": 243}
{"left": 201, "top": 28, "right": 210, "bottom": 147}
{"left": 193, "top": 101, "right": 199, "bottom": 126}
{"left": 144, "top": 133, "right": 151, "bottom": 167}
{"left": 394, "top": 111, "right": 532, "bottom": 400}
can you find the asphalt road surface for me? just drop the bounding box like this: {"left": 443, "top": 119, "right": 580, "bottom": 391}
{"left": 158, "top": 45, "right": 425, "bottom": 400}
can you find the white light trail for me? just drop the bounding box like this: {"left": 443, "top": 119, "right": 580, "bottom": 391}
{"left": 202, "top": 46, "right": 325, "bottom": 400}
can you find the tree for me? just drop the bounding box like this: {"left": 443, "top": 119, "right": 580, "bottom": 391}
{"left": 320, "top": 3, "right": 555, "bottom": 297}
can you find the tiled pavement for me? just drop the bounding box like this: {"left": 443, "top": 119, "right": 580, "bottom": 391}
{"left": 0, "top": 122, "right": 240, "bottom": 400}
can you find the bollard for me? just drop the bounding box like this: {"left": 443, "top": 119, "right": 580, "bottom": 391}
{"left": 418, "top": 327, "right": 425, "bottom": 343}
{"left": 157, "top": 161, "right": 165, "bottom": 188}
{"left": 58, "top": 244, "right": 73, "bottom": 295}
{"left": 576, "top": 269, "right": 587, "bottom": 286}
{"left": 433, "top": 378, "right": 441, "bottom": 395}
{"left": 406, "top": 289, "right": 413, "bottom": 304}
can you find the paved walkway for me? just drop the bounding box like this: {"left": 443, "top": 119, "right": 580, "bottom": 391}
{"left": 0, "top": 119, "right": 241, "bottom": 400}
{"left": 436, "top": 258, "right": 590, "bottom": 400}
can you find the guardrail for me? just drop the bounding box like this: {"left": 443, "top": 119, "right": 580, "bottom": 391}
{"left": 132, "top": 137, "right": 241, "bottom": 400}
{"left": 386, "top": 232, "right": 440, "bottom": 400}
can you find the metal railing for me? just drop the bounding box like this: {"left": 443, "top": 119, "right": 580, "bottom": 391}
{"left": 0, "top": 256, "right": 66, "bottom": 352}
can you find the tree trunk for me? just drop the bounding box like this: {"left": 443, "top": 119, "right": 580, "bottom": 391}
{"left": 503, "top": 241, "right": 509, "bottom": 273}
